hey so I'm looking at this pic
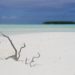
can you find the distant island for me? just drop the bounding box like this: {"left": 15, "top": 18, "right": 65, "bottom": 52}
{"left": 43, "top": 21, "right": 75, "bottom": 24}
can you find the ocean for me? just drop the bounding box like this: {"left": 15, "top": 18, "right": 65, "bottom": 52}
{"left": 0, "top": 24, "right": 75, "bottom": 34}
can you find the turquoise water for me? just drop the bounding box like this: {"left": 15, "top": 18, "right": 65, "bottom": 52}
{"left": 0, "top": 24, "right": 75, "bottom": 33}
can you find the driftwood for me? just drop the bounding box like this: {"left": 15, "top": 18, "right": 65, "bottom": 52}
{"left": 25, "top": 52, "right": 40, "bottom": 67}
{"left": 0, "top": 32, "right": 40, "bottom": 67}
{"left": 1, "top": 33, "right": 26, "bottom": 61}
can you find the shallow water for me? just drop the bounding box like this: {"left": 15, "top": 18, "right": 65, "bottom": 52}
{"left": 0, "top": 24, "right": 75, "bottom": 34}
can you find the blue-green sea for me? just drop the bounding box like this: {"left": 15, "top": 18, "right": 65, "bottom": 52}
{"left": 0, "top": 24, "right": 75, "bottom": 34}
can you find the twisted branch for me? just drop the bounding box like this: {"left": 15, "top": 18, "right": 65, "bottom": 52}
{"left": 30, "top": 52, "right": 40, "bottom": 67}
{"left": 1, "top": 33, "right": 26, "bottom": 61}
{"left": 25, "top": 52, "right": 40, "bottom": 67}
{"left": 17, "top": 43, "right": 26, "bottom": 59}
{"left": 1, "top": 33, "right": 17, "bottom": 55}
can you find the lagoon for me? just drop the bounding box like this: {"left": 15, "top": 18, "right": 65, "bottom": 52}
{"left": 0, "top": 24, "right": 75, "bottom": 33}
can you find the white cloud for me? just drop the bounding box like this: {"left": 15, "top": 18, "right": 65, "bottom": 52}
{"left": 1, "top": 16, "right": 17, "bottom": 19}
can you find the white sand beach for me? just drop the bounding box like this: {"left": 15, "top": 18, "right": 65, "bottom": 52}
{"left": 0, "top": 32, "right": 75, "bottom": 75}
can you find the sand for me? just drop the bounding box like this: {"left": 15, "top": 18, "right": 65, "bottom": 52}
{"left": 0, "top": 32, "right": 75, "bottom": 75}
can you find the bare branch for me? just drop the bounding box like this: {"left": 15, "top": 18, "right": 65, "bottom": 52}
{"left": 17, "top": 43, "right": 26, "bottom": 59}
{"left": 0, "top": 32, "right": 40, "bottom": 66}
{"left": 24, "top": 52, "right": 40, "bottom": 67}
{"left": 25, "top": 57, "right": 29, "bottom": 64}
{"left": 5, "top": 55, "right": 17, "bottom": 60}
{"left": 29, "top": 52, "right": 40, "bottom": 67}
{"left": 1, "top": 33, "right": 17, "bottom": 55}
{"left": 1, "top": 32, "right": 26, "bottom": 61}
{"left": 5, "top": 55, "right": 14, "bottom": 60}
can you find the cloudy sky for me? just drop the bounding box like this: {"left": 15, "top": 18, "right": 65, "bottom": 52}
{"left": 0, "top": 0, "right": 75, "bottom": 24}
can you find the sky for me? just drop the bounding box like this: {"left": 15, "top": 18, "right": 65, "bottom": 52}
{"left": 0, "top": 0, "right": 75, "bottom": 24}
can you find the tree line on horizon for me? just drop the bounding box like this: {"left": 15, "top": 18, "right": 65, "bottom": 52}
{"left": 43, "top": 21, "right": 75, "bottom": 24}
